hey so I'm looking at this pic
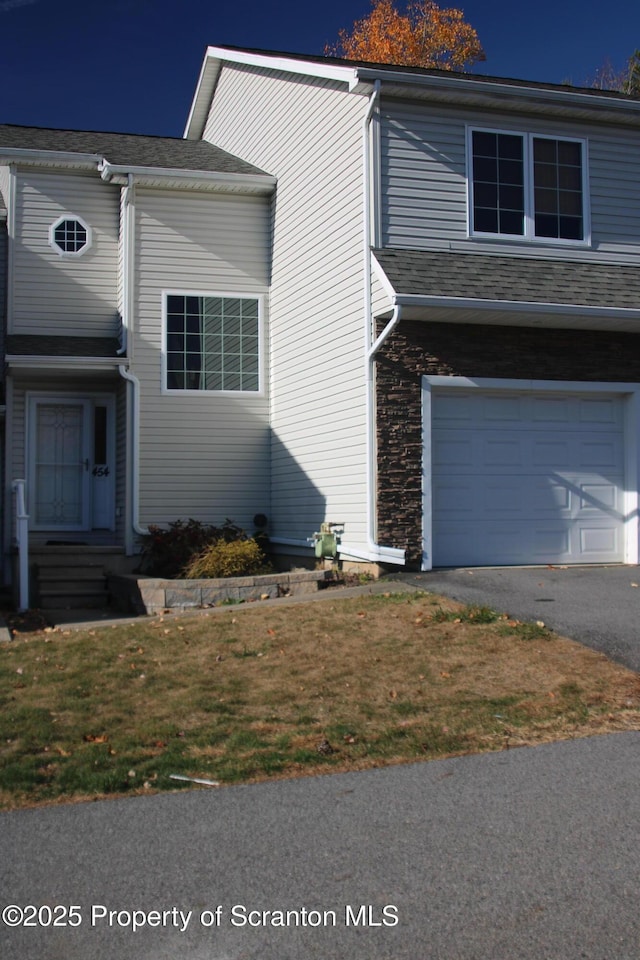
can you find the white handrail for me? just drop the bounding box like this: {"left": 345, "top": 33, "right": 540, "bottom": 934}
{"left": 12, "top": 479, "right": 29, "bottom": 612}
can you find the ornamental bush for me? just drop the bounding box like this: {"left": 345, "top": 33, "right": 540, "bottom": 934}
{"left": 181, "top": 537, "right": 268, "bottom": 579}
{"left": 139, "top": 518, "right": 249, "bottom": 578}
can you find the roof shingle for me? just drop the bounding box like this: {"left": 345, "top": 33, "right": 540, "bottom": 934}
{"left": 0, "top": 124, "right": 268, "bottom": 177}
{"left": 374, "top": 249, "right": 640, "bottom": 310}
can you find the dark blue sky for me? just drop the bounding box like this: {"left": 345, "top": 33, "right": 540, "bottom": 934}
{"left": 1, "top": 0, "right": 639, "bottom": 137}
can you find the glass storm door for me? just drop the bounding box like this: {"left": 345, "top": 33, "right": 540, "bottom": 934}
{"left": 30, "top": 400, "right": 92, "bottom": 531}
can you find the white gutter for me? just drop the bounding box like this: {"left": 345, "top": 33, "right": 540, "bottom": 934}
{"left": 0, "top": 148, "right": 102, "bottom": 168}
{"left": 393, "top": 293, "right": 640, "bottom": 319}
{"left": 339, "top": 80, "right": 405, "bottom": 567}
{"left": 99, "top": 161, "right": 275, "bottom": 194}
{"left": 353, "top": 66, "right": 640, "bottom": 113}
{"left": 6, "top": 356, "right": 126, "bottom": 369}
{"left": 118, "top": 365, "right": 147, "bottom": 547}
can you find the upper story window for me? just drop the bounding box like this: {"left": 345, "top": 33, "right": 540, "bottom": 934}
{"left": 469, "top": 129, "right": 588, "bottom": 244}
{"left": 164, "top": 293, "right": 261, "bottom": 393}
{"left": 49, "top": 215, "right": 91, "bottom": 256}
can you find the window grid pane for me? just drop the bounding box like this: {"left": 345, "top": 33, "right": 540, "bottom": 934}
{"left": 53, "top": 218, "right": 88, "bottom": 253}
{"left": 471, "top": 131, "right": 585, "bottom": 242}
{"left": 472, "top": 131, "right": 525, "bottom": 236}
{"left": 533, "top": 138, "right": 583, "bottom": 240}
{"left": 166, "top": 295, "right": 260, "bottom": 392}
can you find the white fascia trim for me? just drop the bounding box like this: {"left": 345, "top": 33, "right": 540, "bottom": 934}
{"left": 205, "top": 46, "right": 358, "bottom": 88}
{"left": 425, "top": 375, "right": 640, "bottom": 392}
{"left": 0, "top": 147, "right": 101, "bottom": 169}
{"left": 395, "top": 294, "right": 640, "bottom": 320}
{"left": 371, "top": 252, "right": 397, "bottom": 302}
{"left": 7, "top": 356, "right": 128, "bottom": 370}
{"left": 354, "top": 66, "right": 640, "bottom": 113}
{"left": 100, "top": 162, "right": 276, "bottom": 194}
{"left": 339, "top": 541, "right": 406, "bottom": 564}
{"left": 421, "top": 375, "right": 640, "bottom": 569}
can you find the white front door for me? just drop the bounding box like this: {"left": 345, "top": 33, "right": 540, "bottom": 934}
{"left": 28, "top": 397, "right": 115, "bottom": 532}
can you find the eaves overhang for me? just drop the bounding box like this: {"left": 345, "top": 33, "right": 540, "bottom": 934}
{"left": 0, "top": 147, "right": 102, "bottom": 170}
{"left": 389, "top": 294, "right": 640, "bottom": 332}
{"left": 6, "top": 356, "right": 129, "bottom": 372}
{"left": 99, "top": 161, "right": 276, "bottom": 195}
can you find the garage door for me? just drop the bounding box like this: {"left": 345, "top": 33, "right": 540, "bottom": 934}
{"left": 430, "top": 390, "right": 625, "bottom": 566}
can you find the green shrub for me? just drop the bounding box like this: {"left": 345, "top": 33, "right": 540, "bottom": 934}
{"left": 182, "top": 537, "right": 268, "bottom": 579}
{"left": 139, "top": 518, "right": 247, "bottom": 578}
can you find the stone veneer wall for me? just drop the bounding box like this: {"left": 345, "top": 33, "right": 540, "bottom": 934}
{"left": 375, "top": 321, "right": 640, "bottom": 567}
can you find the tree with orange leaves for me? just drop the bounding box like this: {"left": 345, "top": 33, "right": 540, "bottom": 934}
{"left": 328, "top": 0, "right": 484, "bottom": 72}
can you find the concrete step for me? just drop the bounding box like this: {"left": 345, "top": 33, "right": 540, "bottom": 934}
{"left": 37, "top": 567, "right": 108, "bottom": 582}
{"left": 40, "top": 592, "right": 110, "bottom": 611}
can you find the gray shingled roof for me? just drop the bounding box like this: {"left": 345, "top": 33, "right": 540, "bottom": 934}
{"left": 373, "top": 249, "right": 640, "bottom": 309}
{"left": 0, "top": 124, "right": 268, "bottom": 177}
{"left": 217, "top": 45, "right": 640, "bottom": 103}
{"left": 6, "top": 335, "right": 121, "bottom": 358}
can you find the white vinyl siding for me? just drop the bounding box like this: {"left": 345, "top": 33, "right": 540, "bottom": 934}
{"left": 11, "top": 170, "right": 119, "bottom": 335}
{"left": 132, "top": 187, "right": 270, "bottom": 530}
{"left": 204, "top": 64, "right": 370, "bottom": 545}
{"left": 381, "top": 99, "right": 640, "bottom": 262}
{"left": 0, "top": 166, "right": 10, "bottom": 208}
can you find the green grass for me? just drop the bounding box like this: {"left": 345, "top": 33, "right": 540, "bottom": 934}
{"left": 1, "top": 591, "right": 640, "bottom": 809}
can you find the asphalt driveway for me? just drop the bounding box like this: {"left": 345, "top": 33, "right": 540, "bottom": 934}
{"left": 2, "top": 732, "right": 640, "bottom": 960}
{"left": 391, "top": 565, "right": 640, "bottom": 673}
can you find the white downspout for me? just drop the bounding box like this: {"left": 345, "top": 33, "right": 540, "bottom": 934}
{"left": 118, "top": 365, "right": 147, "bottom": 541}
{"left": 340, "top": 80, "right": 405, "bottom": 566}
{"left": 114, "top": 173, "right": 146, "bottom": 545}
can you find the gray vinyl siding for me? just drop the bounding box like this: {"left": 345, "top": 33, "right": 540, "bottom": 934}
{"left": 11, "top": 169, "right": 119, "bottom": 336}
{"left": 381, "top": 99, "right": 640, "bottom": 262}
{"left": 132, "top": 187, "right": 270, "bottom": 531}
{"left": 204, "top": 64, "right": 370, "bottom": 546}
{"left": 0, "top": 220, "right": 6, "bottom": 377}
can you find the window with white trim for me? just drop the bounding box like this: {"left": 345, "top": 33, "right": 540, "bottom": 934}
{"left": 49, "top": 215, "right": 91, "bottom": 255}
{"left": 164, "top": 294, "right": 261, "bottom": 392}
{"left": 469, "top": 129, "right": 587, "bottom": 243}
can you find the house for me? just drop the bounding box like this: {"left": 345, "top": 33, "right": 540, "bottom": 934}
{"left": 3, "top": 48, "right": 640, "bottom": 607}
{"left": 0, "top": 125, "right": 275, "bottom": 605}
{"left": 187, "top": 46, "right": 640, "bottom": 570}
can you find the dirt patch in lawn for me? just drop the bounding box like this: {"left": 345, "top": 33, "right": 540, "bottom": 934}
{"left": 1, "top": 591, "right": 639, "bottom": 809}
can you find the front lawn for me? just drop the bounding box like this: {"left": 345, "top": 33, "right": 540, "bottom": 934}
{"left": 1, "top": 591, "right": 639, "bottom": 809}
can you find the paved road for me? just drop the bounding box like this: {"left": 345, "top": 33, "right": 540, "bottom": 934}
{"left": 391, "top": 565, "right": 640, "bottom": 673}
{"left": 2, "top": 731, "right": 640, "bottom": 960}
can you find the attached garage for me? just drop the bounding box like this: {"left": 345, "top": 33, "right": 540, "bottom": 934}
{"left": 423, "top": 379, "right": 634, "bottom": 568}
